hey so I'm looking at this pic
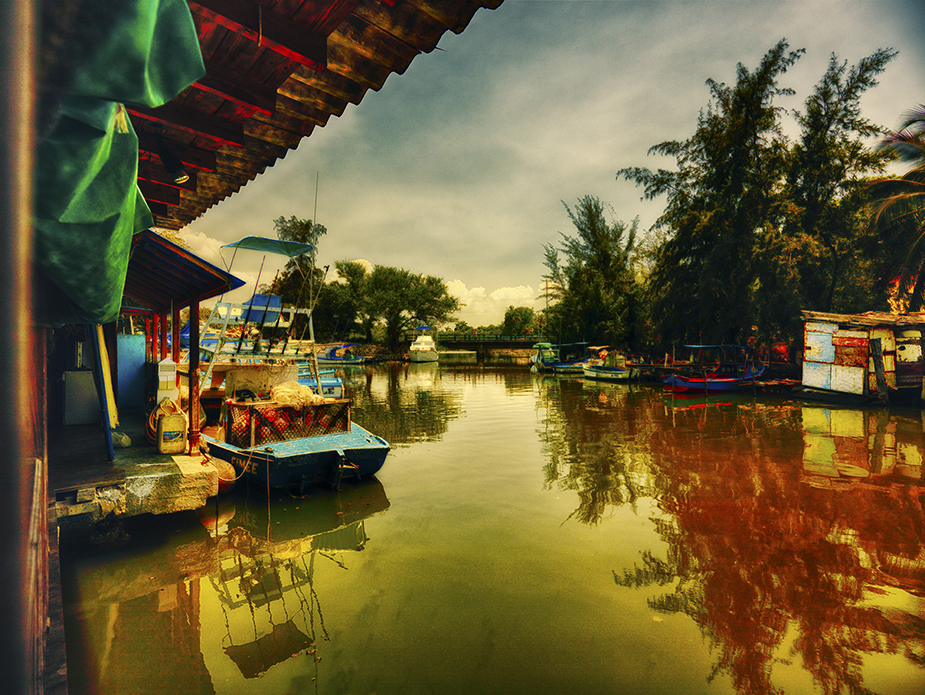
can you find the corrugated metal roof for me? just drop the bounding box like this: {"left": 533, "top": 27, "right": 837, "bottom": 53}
{"left": 802, "top": 310, "right": 925, "bottom": 327}
{"left": 122, "top": 229, "right": 245, "bottom": 313}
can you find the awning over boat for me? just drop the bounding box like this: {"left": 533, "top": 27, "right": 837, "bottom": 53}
{"left": 221, "top": 236, "right": 313, "bottom": 261}
{"left": 33, "top": 0, "right": 205, "bottom": 325}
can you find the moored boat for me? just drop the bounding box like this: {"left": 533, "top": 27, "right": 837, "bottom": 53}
{"left": 409, "top": 326, "right": 439, "bottom": 363}
{"left": 192, "top": 236, "right": 388, "bottom": 489}
{"left": 201, "top": 390, "right": 389, "bottom": 490}
{"left": 661, "top": 345, "right": 767, "bottom": 393}
{"left": 583, "top": 364, "right": 639, "bottom": 382}
{"left": 582, "top": 349, "right": 638, "bottom": 382}
{"left": 316, "top": 344, "right": 367, "bottom": 366}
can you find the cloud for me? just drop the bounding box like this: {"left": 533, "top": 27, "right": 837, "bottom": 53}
{"left": 180, "top": 229, "right": 224, "bottom": 266}
{"left": 447, "top": 280, "right": 543, "bottom": 327}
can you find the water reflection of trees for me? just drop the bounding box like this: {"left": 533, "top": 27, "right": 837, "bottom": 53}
{"left": 633, "top": 398, "right": 925, "bottom": 695}
{"left": 343, "top": 363, "right": 464, "bottom": 445}
{"left": 539, "top": 379, "right": 925, "bottom": 694}
{"left": 537, "top": 379, "right": 662, "bottom": 524}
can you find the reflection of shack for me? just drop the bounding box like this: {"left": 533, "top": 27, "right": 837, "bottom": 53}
{"left": 801, "top": 311, "right": 925, "bottom": 402}
{"left": 802, "top": 406, "right": 924, "bottom": 483}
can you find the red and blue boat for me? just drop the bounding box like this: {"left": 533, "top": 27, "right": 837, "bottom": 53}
{"left": 662, "top": 345, "right": 767, "bottom": 393}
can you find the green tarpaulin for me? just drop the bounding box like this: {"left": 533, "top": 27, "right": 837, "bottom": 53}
{"left": 34, "top": 0, "right": 205, "bottom": 324}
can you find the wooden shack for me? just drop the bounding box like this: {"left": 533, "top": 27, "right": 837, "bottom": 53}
{"left": 801, "top": 310, "right": 925, "bottom": 399}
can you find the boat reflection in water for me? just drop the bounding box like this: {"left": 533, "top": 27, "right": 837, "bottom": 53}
{"left": 62, "top": 478, "right": 389, "bottom": 694}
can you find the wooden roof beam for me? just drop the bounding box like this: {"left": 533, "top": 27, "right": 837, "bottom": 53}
{"left": 189, "top": 0, "right": 327, "bottom": 69}
{"left": 192, "top": 60, "right": 278, "bottom": 116}
{"left": 128, "top": 103, "right": 245, "bottom": 147}
{"left": 137, "top": 158, "right": 198, "bottom": 191}
{"left": 136, "top": 132, "right": 218, "bottom": 172}
{"left": 138, "top": 179, "right": 181, "bottom": 207}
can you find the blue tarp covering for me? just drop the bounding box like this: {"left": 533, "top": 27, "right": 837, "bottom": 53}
{"left": 242, "top": 294, "right": 282, "bottom": 323}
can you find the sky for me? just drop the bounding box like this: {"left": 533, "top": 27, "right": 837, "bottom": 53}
{"left": 179, "top": 0, "right": 925, "bottom": 327}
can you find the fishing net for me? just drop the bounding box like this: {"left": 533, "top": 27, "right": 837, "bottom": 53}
{"left": 225, "top": 398, "right": 350, "bottom": 448}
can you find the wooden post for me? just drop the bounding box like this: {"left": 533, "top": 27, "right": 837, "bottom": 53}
{"left": 159, "top": 310, "right": 168, "bottom": 360}
{"left": 171, "top": 303, "right": 181, "bottom": 365}
{"left": 189, "top": 299, "right": 200, "bottom": 453}
{"left": 918, "top": 328, "right": 925, "bottom": 408}
{"left": 152, "top": 313, "right": 159, "bottom": 361}
{"left": 870, "top": 337, "right": 889, "bottom": 404}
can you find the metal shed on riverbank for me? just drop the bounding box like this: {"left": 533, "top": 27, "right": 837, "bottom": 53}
{"left": 801, "top": 310, "right": 925, "bottom": 402}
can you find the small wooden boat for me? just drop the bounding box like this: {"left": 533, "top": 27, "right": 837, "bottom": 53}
{"left": 662, "top": 345, "right": 767, "bottom": 393}
{"left": 202, "top": 395, "right": 389, "bottom": 490}
{"left": 531, "top": 341, "right": 591, "bottom": 372}
{"left": 583, "top": 364, "right": 639, "bottom": 382}
{"left": 581, "top": 349, "right": 638, "bottom": 382}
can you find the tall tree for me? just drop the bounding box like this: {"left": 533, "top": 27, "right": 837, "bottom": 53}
{"left": 619, "top": 40, "right": 802, "bottom": 345}
{"left": 363, "top": 265, "right": 460, "bottom": 350}
{"left": 333, "top": 260, "right": 376, "bottom": 342}
{"left": 543, "top": 195, "right": 640, "bottom": 347}
{"left": 867, "top": 104, "right": 925, "bottom": 310}
{"left": 501, "top": 306, "right": 537, "bottom": 335}
{"left": 270, "top": 215, "right": 328, "bottom": 308}
{"left": 779, "top": 48, "right": 896, "bottom": 315}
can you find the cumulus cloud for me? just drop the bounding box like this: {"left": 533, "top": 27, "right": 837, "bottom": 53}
{"left": 180, "top": 229, "right": 224, "bottom": 266}
{"left": 448, "top": 280, "right": 543, "bottom": 327}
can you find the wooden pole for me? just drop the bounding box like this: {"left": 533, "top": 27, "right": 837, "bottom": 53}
{"left": 160, "top": 310, "right": 168, "bottom": 360}
{"left": 171, "top": 302, "right": 181, "bottom": 364}
{"left": 189, "top": 299, "right": 201, "bottom": 453}
{"left": 0, "top": 0, "right": 34, "bottom": 688}
{"left": 870, "top": 337, "right": 889, "bottom": 404}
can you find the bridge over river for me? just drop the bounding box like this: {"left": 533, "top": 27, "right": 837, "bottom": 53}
{"left": 422, "top": 333, "right": 540, "bottom": 350}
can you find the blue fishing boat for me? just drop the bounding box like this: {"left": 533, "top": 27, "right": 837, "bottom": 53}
{"left": 201, "top": 397, "right": 389, "bottom": 490}
{"left": 530, "top": 341, "right": 590, "bottom": 372}
{"left": 193, "top": 236, "right": 388, "bottom": 489}
{"left": 662, "top": 345, "right": 766, "bottom": 393}
{"left": 316, "top": 344, "right": 367, "bottom": 366}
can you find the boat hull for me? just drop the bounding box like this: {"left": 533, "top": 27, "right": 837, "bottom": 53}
{"left": 202, "top": 423, "right": 390, "bottom": 489}
{"left": 583, "top": 365, "right": 638, "bottom": 382}
{"left": 409, "top": 350, "right": 438, "bottom": 363}
{"left": 661, "top": 367, "right": 766, "bottom": 393}
{"left": 316, "top": 357, "right": 366, "bottom": 366}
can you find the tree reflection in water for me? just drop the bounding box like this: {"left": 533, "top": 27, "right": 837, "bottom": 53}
{"left": 542, "top": 378, "right": 925, "bottom": 695}
{"left": 344, "top": 363, "right": 465, "bottom": 445}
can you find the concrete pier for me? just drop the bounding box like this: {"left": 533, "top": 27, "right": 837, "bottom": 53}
{"left": 49, "top": 408, "right": 220, "bottom": 526}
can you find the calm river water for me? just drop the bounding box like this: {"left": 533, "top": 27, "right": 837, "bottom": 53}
{"left": 61, "top": 364, "right": 925, "bottom": 695}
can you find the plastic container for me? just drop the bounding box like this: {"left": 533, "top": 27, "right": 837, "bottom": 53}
{"left": 158, "top": 358, "right": 177, "bottom": 391}
{"left": 156, "top": 358, "right": 180, "bottom": 405}
{"left": 157, "top": 412, "right": 187, "bottom": 454}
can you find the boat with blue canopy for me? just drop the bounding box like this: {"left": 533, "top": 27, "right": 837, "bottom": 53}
{"left": 193, "top": 236, "right": 388, "bottom": 488}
